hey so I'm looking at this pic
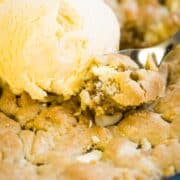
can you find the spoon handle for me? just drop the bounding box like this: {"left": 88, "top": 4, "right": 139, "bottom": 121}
{"left": 160, "top": 31, "right": 180, "bottom": 56}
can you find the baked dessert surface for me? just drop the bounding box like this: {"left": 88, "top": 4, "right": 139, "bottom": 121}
{"left": 0, "top": 47, "right": 179, "bottom": 179}
{"left": 0, "top": 1, "right": 179, "bottom": 179}
{"left": 105, "top": 0, "right": 180, "bottom": 49}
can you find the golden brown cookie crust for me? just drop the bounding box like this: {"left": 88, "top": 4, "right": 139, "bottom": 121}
{"left": 0, "top": 59, "right": 179, "bottom": 179}
{"left": 0, "top": 2, "right": 179, "bottom": 179}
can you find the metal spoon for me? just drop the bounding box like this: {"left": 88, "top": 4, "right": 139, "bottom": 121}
{"left": 118, "top": 31, "right": 180, "bottom": 68}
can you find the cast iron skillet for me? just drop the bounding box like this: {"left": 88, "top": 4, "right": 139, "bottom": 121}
{"left": 165, "top": 173, "right": 180, "bottom": 180}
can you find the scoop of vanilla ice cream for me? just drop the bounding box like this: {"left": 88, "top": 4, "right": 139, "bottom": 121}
{"left": 0, "top": 0, "right": 119, "bottom": 100}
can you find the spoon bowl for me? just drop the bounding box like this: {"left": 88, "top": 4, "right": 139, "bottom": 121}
{"left": 118, "top": 31, "right": 180, "bottom": 68}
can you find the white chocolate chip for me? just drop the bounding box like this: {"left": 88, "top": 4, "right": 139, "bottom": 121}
{"left": 141, "top": 138, "right": 152, "bottom": 151}
{"left": 88, "top": 120, "right": 93, "bottom": 128}
{"left": 95, "top": 113, "right": 122, "bottom": 127}
{"left": 91, "top": 136, "right": 100, "bottom": 143}
{"left": 76, "top": 150, "right": 102, "bottom": 163}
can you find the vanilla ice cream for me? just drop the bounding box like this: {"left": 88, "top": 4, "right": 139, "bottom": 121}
{"left": 0, "top": 0, "right": 120, "bottom": 100}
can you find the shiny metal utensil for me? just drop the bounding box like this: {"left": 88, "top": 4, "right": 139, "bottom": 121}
{"left": 119, "top": 31, "right": 180, "bottom": 68}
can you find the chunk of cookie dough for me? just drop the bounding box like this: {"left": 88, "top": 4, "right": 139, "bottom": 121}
{"left": 79, "top": 54, "right": 165, "bottom": 126}
{"left": 117, "top": 111, "right": 170, "bottom": 145}
{"left": 154, "top": 84, "right": 180, "bottom": 122}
